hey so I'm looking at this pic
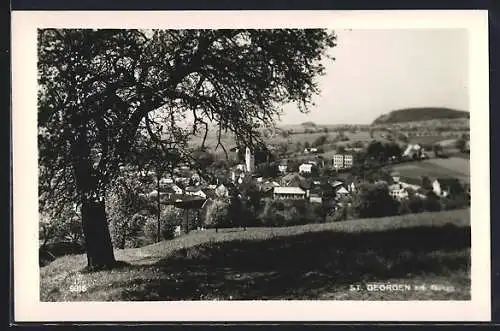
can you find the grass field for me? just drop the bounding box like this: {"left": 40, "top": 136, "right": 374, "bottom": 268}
{"left": 388, "top": 157, "right": 470, "bottom": 183}
{"left": 40, "top": 209, "right": 470, "bottom": 301}
{"left": 188, "top": 126, "right": 374, "bottom": 153}
{"left": 410, "top": 136, "right": 447, "bottom": 146}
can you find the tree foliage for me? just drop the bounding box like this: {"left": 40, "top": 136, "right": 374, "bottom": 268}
{"left": 351, "top": 182, "right": 399, "bottom": 218}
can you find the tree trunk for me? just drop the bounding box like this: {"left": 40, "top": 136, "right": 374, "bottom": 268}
{"left": 81, "top": 197, "right": 116, "bottom": 269}
{"left": 72, "top": 129, "right": 115, "bottom": 270}
{"left": 156, "top": 175, "right": 161, "bottom": 243}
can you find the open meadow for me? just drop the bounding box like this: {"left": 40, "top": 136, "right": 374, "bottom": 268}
{"left": 41, "top": 209, "right": 470, "bottom": 301}
{"left": 388, "top": 157, "right": 470, "bottom": 183}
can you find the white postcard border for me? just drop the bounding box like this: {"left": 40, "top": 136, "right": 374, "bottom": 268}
{"left": 12, "top": 10, "right": 490, "bottom": 322}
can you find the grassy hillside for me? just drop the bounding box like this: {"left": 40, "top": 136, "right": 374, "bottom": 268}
{"left": 41, "top": 209, "right": 470, "bottom": 301}
{"left": 387, "top": 158, "right": 470, "bottom": 183}
{"left": 372, "top": 107, "right": 469, "bottom": 125}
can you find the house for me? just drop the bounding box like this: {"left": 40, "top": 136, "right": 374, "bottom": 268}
{"left": 432, "top": 178, "right": 463, "bottom": 197}
{"left": 278, "top": 163, "right": 288, "bottom": 174}
{"left": 184, "top": 186, "right": 207, "bottom": 199}
{"left": 159, "top": 177, "right": 174, "bottom": 187}
{"left": 389, "top": 183, "right": 409, "bottom": 201}
{"left": 391, "top": 173, "right": 421, "bottom": 191}
{"left": 215, "top": 184, "right": 229, "bottom": 198}
{"left": 344, "top": 154, "right": 354, "bottom": 168}
{"left": 304, "top": 147, "right": 318, "bottom": 154}
{"left": 333, "top": 154, "right": 354, "bottom": 169}
{"left": 273, "top": 186, "right": 307, "bottom": 200}
{"left": 335, "top": 186, "right": 349, "bottom": 198}
{"left": 231, "top": 168, "right": 246, "bottom": 183}
{"left": 309, "top": 193, "right": 323, "bottom": 204}
{"left": 299, "top": 163, "right": 313, "bottom": 174}
{"left": 330, "top": 180, "right": 344, "bottom": 189}
{"left": 333, "top": 154, "right": 344, "bottom": 169}
{"left": 403, "top": 144, "right": 423, "bottom": 159}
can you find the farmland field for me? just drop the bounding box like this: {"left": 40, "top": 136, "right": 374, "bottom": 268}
{"left": 409, "top": 136, "right": 447, "bottom": 146}
{"left": 388, "top": 157, "right": 470, "bottom": 183}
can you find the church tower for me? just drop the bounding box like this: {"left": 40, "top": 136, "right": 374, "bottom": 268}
{"left": 245, "top": 147, "right": 255, "bottom": 173}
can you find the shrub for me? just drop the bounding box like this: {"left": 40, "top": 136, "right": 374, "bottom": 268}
{"left": 205, "top": 199, "right": 231, "bottom": 230}
{"left": 424, "top": 191, "right": 442, "bottom": 212}
{"left": 351, "top": 182, "right": 399, "bottom": 218}
{"left": 143, "top": 206, "right": 184, "bottom": 242}
{"left": 325, "top": 206, "right": 347, "bottom": 222}
{"left": 39, "top": 207, "right": 84, "bottom": 251}
{"left": 441, "top": 194, "right": 470, "bottom": 211}
{"left": 109, "top": 213, "right": 146, "bottom": 249}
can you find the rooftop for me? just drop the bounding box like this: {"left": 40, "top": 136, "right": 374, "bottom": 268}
{"left": 274, "top": 187, "right": 306, "bottom": 195}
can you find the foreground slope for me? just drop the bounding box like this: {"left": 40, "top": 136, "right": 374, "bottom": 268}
{"left": 41, "top": 209, "right": 470, "bottom": 301}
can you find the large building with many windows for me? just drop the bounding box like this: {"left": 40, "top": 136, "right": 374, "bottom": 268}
{"left": 332, "top": 154, "right": 354, "bottom": 169}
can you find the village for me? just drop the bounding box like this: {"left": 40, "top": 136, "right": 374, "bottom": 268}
{"left": 134, "top": 138, "right": 471, "bottom": 237}
{"left": 33, "top": 26, "right": 478, "bottom": 304}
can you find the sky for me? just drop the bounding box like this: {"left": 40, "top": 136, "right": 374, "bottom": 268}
{"left": 278, "top": 29, "right": 469, "bottom": 125}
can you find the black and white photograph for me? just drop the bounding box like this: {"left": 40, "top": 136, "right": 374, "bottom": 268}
{"left": 12, "top": 10, "right": 490, "bottom": 322}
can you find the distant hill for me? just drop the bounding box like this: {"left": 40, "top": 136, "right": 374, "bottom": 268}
{"left": 372, "top": 107, "right": 469, "bottom": 125}
{"left": 301, "top": 121, "right": 317, "bottom": 127}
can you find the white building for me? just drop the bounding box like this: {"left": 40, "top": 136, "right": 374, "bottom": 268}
{"left": 344, "top": 154, "right": 354, "bottom": 168}
{"left": 403, "top": 144, "right": 423, "bottom": 159}
{"left": 304, "top": 147, "right": 318, "bottom": 154}
{"left": 389, "top": 183, "right": 409, "bottom": 201}
{"left": 333, "top": 154, "right": 354, "bottom": 169}
{"left": 278, "top": 164, "right": 288, "bottom": 174}
{"left": 333, "top": 154, "right": 344, "bottom": 169}
{"left": 159, "top": 177, "right": 174, "bottom": 187}
{"left": 185, "top": 187, "right": 207, "bottom": 199}
{"left": 245, "top": 147, "right": 255, "bottom": 173}
{"left": 299, "top": 163, "right": 313, "bottom": 174}
{"left": 170, "top": 184, "right": 183, "bottom": 195}
{"left": 309, "top": 194, "right": 323, "bottom": 204}
{"left": 335, "top": 186, "right": 349, "bottom": 197}
{"left": 215, "top": 184, "right": 229, "bottom": 198}
{"left": 273, "top": 186, "right": 306, "bottom": 200}
{"left": 432, "top": 179, "right": 459, "bottom": 198}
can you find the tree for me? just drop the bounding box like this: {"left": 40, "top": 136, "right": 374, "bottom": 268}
{"left": 205, "top": 199, "right": 230, "bottom": 232}
{"left": 455, "top": 135, "right": 468, "bottom": 152}
{"left": 424, "top": 191, "right": 442, "bottom": 212}
{"left": 135, "top": 121, "right": 189, "bottom": 243}
{"left": 351, "top": 182, "right": 399, "bottom": 218}
{"left": 296, "top": 141, "right": 303, "bottom": 152}
{"left": 312, "top": 134, "right": 328, "bottom": 147}
{"left": 38, "top": 29, "right": 336, "bottom": 269}
{"left": 107, "top": 174, "right": 144, "bottom": 248}
{"left": 421, "top": 176, "right": 433, "bottom": 190}
{"left": 433, "top": 144, "right": 445, "bottom": 158}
